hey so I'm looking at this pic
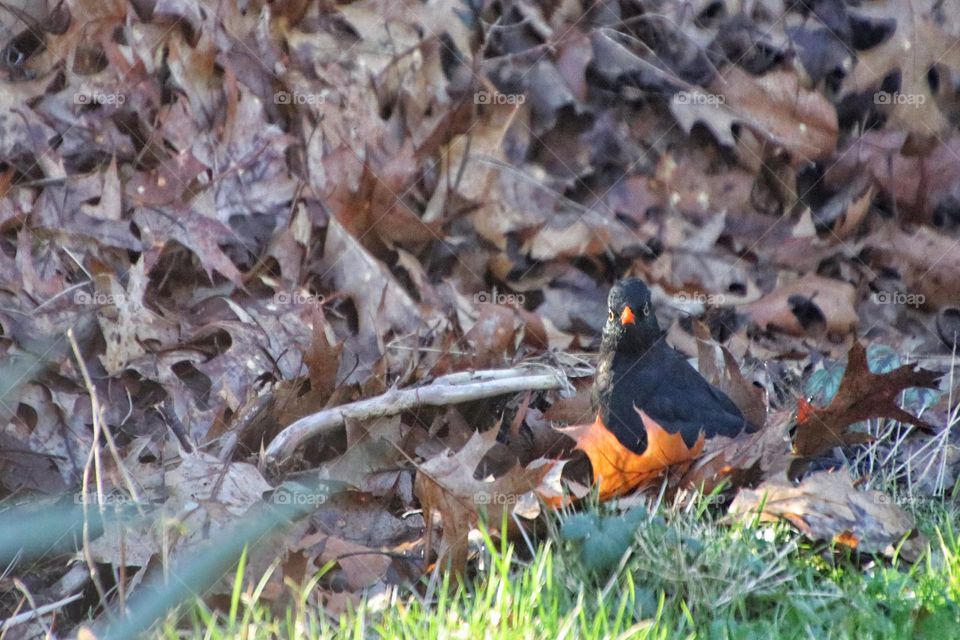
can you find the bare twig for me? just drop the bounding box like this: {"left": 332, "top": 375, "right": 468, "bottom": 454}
{"left": 67, "top": 328, "right": 144, "bottom": 619}
{"left": 0, "top": 592, "right": 82, "bottom": 634}
{"left": 264, "top": 365, "right": 573, "bottom": 466}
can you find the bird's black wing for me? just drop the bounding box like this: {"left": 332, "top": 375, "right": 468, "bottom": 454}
{"left": 602, "top": 342, "right": 753, "bottom": 452}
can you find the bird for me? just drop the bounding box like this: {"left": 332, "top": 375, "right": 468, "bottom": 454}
{"left": 568, "top": 278, "right": 757, "bottom": 499}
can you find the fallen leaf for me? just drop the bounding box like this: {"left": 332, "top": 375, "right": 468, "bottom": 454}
{"left": 744, "top": 274, "right": 858, "bottom": 338}
{"left": 679, "top": 409, "right": 794, "bottom": 495}
{"left": 303, "top": 308, "right": 342, "bottom": 402}
{"left": 842, "top": 0, "right": 960, "bottom": 145}
{"left": 460, "top": 303, "right": 519, "bottom": 369}
{"left": 414, "top": 429, "right": 551, "bottom": 575}
{"left": 320, "top": 217, "right": 430, "bottom": 349}
{"left": 297, "top": 532, "right": 391, "bottom": 591}
{"left": 728, "top": 470, "right": 928, "bottom": 561}
{"left": 864, "top": 224, "right": 960, "bottom": 308}
{"left": 563, "top": 409, "right": 705, "bottom": 500}
{"left": 672, "top": 68, "right": 838, "bottom": 166}
{"left": 693, "top": 321, "right": 767, "bottom": 429}
{"left": 89, "top": 452, "right": 272, "bottom": 567}
{"left": 794, "top": 340, "right": 941, "bottom": 457}
{"left": 96, "top": 259, "right": 180, "bottom": 375}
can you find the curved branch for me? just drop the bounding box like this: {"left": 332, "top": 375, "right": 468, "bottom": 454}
{"left": 264, "top": 367, "right": 572, "bottom": 465}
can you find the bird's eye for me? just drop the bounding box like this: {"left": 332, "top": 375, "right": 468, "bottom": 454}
{"left": 608, "top": 309, "right": 615, "bottom": 322}
{"left": 642, "top": 302, "right": 650, "bottom": 316}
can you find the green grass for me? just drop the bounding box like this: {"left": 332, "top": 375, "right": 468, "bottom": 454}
{"left": 150, "top": 495, "right": 960, "bottom": 640}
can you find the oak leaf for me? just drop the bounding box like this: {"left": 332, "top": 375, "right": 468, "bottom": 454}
{"left": 414, "top": 429, "right": 551, "bottom": 576}
{"left": 794, "top": 340, "right": 940, "bottom": 457}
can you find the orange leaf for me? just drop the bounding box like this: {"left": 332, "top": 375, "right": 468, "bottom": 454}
{"left": 566, "top": 410, "right": 704, "bottom": 500}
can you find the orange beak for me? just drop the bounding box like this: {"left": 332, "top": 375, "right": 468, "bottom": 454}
{"left": 620, "top": 306, "right": 635, "bottom": 325}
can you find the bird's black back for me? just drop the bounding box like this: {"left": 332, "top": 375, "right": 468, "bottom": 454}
{"left": 593, "top": 337, "right": 754, "bottom": 453}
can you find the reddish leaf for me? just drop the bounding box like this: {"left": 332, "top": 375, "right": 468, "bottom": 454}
{"left": 794, "top": 340, "right": 941, "bottom": 457}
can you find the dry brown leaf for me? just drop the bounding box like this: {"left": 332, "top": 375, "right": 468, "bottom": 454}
{"left": 672, "top": 68, "right": 838, "bottom": 166}
{"left": 321, "top": 217, "right": 428, "bottom": 346}
{"left": 297, "top": 532, "right": 391, "bottom": 591}
{"left": 542, "top": 377, "right": 595, "bottom": 426}
{"left": 826, "top": 132, "right": 960, "bottom": 223}
{"left": 680, "top": 408, "right": 794, "bottom": 494}
{"left": 0, "top": 382, "right": 90, "bottom": 494}
{"left": 794, "top": 340, "right": 940, "bottom": 457}
{"left": 651, "top": 151, "right": 756, "bottom": 216}
{"left": 89, "top": 452, "right": 272, "bottom": 567}
{"left": 414, "top": 429, "right": 551, "bottom": 576}
{"left": 0, "top": 75, "right": 56, "bottom": 158}
{"left": 310, "top": 491, "right": 422, "bottom": 549}
{"left": 461, "top": 303, "right": 518, "bottom": 369}
{"left": 96, "top": 259, "right": 179, "bottom": 375}
{"left": 843, "top": 0, "right": 960, "bottom": 145}
{"left": 304, "top": 308, "right": 342, "bottom": 402}
{"left": 134, "top": 206, "right": 245, "bottom": 287}
{"left": 693, "top": 322, "right": 767, "bottom": 428}
{"left": 828, "top": 184, "right": 873, "bottom": 240}
{"left": 744, "top": 274, "right": 858, "bottom": 337}
{"left": 316, "top": 416, "right": 406, "bottom": 496}
{"left": 430, "top": 102, "right": 526, "bottom": 229}
{"left": 728, "top": 470, "right": 928, "bottom": 561}
{"left": 864, "top": 224, "right": 960, "bottom": 308}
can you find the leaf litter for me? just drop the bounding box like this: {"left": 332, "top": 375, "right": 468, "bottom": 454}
{"left": 0, "top": 0, "right": 957, "bottom": 633}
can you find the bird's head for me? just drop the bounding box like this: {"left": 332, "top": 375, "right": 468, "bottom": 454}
{"left": 601, "top": 278, "right": 662, "bottom": 354}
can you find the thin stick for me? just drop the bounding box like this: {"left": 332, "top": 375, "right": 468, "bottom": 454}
{"left": 264, "top": 367, "right": 572, "bottom": 465}
{"left": 67, "top": 328, "right": 111, "bottom": 612}
{"left": 0, "top": 592, "right": 83, "bottom": 632}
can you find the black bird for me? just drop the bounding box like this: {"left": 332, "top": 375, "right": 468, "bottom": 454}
{"left": 570, "top": 278, "right": 757, "bottom": 498}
